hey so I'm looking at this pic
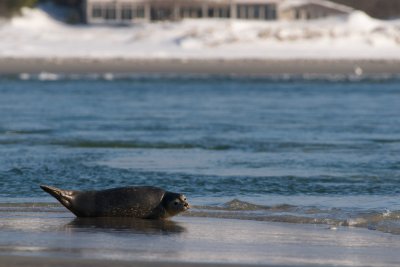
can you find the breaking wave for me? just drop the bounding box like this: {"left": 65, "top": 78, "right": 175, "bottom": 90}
{"left": 188, "top": 199, "right": 400, "bottom": 235}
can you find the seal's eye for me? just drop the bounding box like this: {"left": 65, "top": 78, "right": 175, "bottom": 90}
{"left": 174, "top": 201, "right": 179, "bottom": 206}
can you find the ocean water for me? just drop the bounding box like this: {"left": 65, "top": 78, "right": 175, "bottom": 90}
{"left": 0, "top": 75, "right": 400, "bottom": 235}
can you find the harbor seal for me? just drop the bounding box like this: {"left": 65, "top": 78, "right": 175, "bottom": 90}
{"left": 40, "top": 185, "right": 190, "bottom": 219}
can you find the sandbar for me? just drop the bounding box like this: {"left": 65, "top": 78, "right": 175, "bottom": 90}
{"left": 0, "top": 205, "right": 400, "bottom": 267}
{"left": 0, "top": 255, "right": 264, "bottom": 267}
{"left": 0, "top": 57, "right": 399, "bottom": 76}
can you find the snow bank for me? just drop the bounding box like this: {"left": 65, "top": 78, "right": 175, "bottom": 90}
{"left": 346, "top": 11, "right": 382, "bottom": 32}
{"left": 10, "top": 7, "right": 63, "bottom": 29}
{"left": 0, "top": 7, "right": 400, "bottom": 59}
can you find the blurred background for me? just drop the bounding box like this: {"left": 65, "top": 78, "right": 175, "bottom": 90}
{"left": 2, "top": 0, "right": 400, "bottom": 22}
{"left": 1, "top": 0, "right": 400, "bottom": 62}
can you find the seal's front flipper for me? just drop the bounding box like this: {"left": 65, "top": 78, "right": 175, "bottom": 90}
{"left": 40, "top": 185, "right": 74, "bottom": 208}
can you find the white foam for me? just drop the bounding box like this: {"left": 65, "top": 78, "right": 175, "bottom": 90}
{"left": 38, "top": 72, "right": 59, "bottom": 81}
{"left": 19, "top": 73, "right": 31, "bottom": 80}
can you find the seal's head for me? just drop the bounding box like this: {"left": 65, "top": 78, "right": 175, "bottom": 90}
{"left": 163, "top": 192, "right": 190, "bottom": 217}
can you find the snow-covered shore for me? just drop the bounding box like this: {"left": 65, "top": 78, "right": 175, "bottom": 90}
{"left": 1, "top": 7, "right": 400, "bottom": 60}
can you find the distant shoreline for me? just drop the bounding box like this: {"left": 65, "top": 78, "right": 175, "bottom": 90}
{"left": 0, "top": 57, "right": 400, "bottom": 76}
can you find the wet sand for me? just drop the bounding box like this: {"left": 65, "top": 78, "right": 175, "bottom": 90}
{"left": 0, "top": 57, "right": 400, "bottom": 76}
{"left": 0, "top": 206, "right": 400, "bottom": 267}
{"left": 0, "top": 255, "right": 262, "bottom": 267}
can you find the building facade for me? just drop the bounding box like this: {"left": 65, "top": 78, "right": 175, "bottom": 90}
{"left": 84, "top": 0, "right": 353, "bottom": 24}
{"left": 84, "top": 0, "right": 279, "bottom": 24}
{"left": 279, "top": 0, "right": 354, "bottom": 20}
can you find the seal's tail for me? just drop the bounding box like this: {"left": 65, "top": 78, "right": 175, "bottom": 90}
{"left": 40, "top": 185, "right": 74, "bottom": 208}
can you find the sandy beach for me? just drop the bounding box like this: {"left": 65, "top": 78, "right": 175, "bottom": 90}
{"left": 1, "top": 204, "right": 400, "bottom": 267}
{"left": 0, "top": 58, "right": 400, "bottom": 76}
{"left": 0, "top": 255, "right": 262, "bottom": 267}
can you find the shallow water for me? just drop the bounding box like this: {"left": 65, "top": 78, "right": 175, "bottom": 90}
{"left": 0, "top": 76, "right": 400, "bottom": 235}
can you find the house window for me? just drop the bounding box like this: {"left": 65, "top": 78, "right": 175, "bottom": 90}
{"left": 181, "top": 7, "right": 189, "bottom": 18}
{"left": 181, "top": 7, "right": 202, "bottom": 18}
{"left": 104, "top": 5, "right": 116, "bottom": 20}
{"left": 151, "top": 7, "right": 174, "bottom": 20}
{"left": 237, "top": 5, "right": 250, "bottom": 19}
{"left": 270, "top": 6, "right": 276, "bottom": 19}
{"left": 219, "top": 7, "right": 230, "bottom": 18}
{"left": 121, "top": 6, "right": 133, "bottom": 20}
{"left": 265, "top": 5, "right": 276, "bottom": 20}
{"left": 254, "top": 5, "right": 260, "bottom": 19}
{"left": 135, "top": 6, "right": 145, "bottom": 18}
{"left": 247, "top": 6, "right": 254, "bottom": 19}
{"left": 295, "top": 9, "right": 300, "bottom": 19}
{"left": 92, "top": 5, "right": 102, "bottom": 18}
{"left": 208, "top": 8, "right": 215, "bottom": 17}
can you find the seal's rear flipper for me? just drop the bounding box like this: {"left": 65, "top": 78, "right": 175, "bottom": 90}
{"left": 40, "top": 185, "right": 74, "bottom": 208}
{"left": 40, "top": 185, "right": 62, "bottom": 198}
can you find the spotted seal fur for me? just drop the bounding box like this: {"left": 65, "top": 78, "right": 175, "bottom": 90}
{"left": 40, "top": 185, "right": 189, "bottom": 219}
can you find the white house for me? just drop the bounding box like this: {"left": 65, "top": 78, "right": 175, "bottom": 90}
{"left": 279, "top": 0, "right": 354, "bottom": 20}
{"left": 84, "top": 0, "right": 353, "bottom": 24}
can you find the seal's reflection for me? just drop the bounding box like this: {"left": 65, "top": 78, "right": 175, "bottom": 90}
{"left": 65, "top": 217, "right": 186, "bottom": 235}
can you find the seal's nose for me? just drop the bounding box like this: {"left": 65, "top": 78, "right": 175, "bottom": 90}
{"left": 184, "top": 202, "right": 190, "bottom": 209}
